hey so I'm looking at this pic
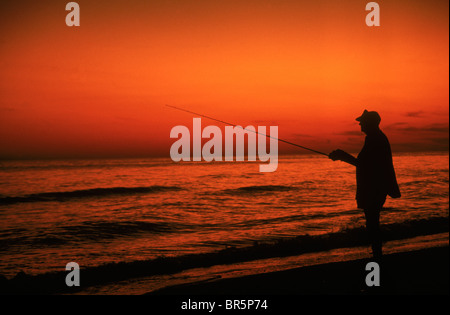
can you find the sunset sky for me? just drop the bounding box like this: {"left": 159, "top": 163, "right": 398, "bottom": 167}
{"left": 0, "top": 0, "right": 448, "bottom": 159}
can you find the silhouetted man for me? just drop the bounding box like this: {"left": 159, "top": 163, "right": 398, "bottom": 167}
{"left": 329, "top": 110, "right": 401, "bottom": 259}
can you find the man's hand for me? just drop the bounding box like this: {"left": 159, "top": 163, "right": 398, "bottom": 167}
{"left": 329, "top": 149, "right": 348, "bottom": 161}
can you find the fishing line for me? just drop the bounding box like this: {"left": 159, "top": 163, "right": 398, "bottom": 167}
{"left": 165, "top": 104, "right": 329, "bottom": 157}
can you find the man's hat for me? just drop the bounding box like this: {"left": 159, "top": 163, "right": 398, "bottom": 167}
{"left": 356, "top": 110, "right": 381, "bottom": 125}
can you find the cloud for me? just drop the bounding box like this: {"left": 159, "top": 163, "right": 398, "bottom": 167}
{"left": 405, "top": 111, "right": 426, "bottom": 118}
{"left": 389, "top": 123, "right": 449, "bottom": 133}
{"left": 428, "top": 137, "right": 449, "bottom": 145}
{"left": 387, "top": 122, "right": 449, "bottom": 152}
{"left": 384, "top": 122, "right": 408, "bottom": 130}
{"left": 333, "top": 122, "right": 449, "bottom": 153}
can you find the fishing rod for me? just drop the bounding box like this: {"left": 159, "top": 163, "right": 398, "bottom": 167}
{"left": 165, "top": 104, "right": 329, "bottom": 157}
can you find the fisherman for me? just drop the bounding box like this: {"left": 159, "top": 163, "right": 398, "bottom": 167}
{"left": 329, "top": 110, "right": 401, "bottom": 259}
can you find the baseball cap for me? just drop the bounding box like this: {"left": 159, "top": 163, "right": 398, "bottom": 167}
{"left": 356, "top": 110, "right": 381, "bottom": 125}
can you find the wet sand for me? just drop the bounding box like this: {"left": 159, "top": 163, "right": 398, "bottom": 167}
{"left": 150, "top": 246, "right": 449, "bottom": 295}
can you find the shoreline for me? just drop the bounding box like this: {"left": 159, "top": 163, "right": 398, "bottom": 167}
{"left": 1, "top": 235, "right": 447, "bottom": 295}
{"left": 150, "top": 246, "right": 449, "bottom": 295}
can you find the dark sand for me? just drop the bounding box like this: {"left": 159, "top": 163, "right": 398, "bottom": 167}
{"left": 150, "top": 246, "right": 449, "bottom": 295}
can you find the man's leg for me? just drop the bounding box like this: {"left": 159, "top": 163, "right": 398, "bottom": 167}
{"left": 363, "top": 208, "right": 382, "bottom": 259}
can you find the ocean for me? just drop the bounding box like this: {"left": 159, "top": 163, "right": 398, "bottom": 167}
{"left": 0, "top": 152, "right": 448, "bottom": 294}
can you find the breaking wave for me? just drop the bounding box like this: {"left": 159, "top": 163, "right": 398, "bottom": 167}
{"left": 0, "top": 186, "right": 183, "bottom": 205}
{"left": 0, "top": 220, "right": 187, "bottom": 250}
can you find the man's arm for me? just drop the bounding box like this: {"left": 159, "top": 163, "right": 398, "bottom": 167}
{"left": 329, "top": 149, "right": 357, "bottom": 166}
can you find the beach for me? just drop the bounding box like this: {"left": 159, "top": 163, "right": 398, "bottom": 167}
{"left": 150, "top": 246, "right": 449, "bottom": 295}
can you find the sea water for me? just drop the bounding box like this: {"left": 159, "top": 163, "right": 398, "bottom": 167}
{"left": 0, "top": 152, "right": 448, "bottom": 290}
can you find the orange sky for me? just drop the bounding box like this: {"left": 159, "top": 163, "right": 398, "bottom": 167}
{"left": 0, "top": 0, "right": 448, "bottom": 159}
